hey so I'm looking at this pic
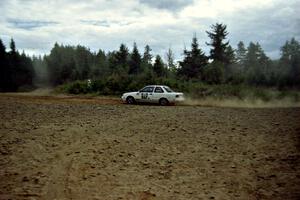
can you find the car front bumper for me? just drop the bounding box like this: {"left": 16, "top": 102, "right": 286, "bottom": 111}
{"left": 174, "top": 96, "right": 185, "bottom": 102}
{"left": 121, "top": 95, "right": 127, "bottom": 102}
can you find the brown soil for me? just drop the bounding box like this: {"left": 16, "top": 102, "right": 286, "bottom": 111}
{"left": 0, "top": 94, "right": 299, "bottom": 200}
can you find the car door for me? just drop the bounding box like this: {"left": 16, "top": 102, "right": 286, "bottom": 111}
{"left": 150, "top": 86, "right": 164, "bottom": 103}
{"left": 137, "top": 86, "right": 154, "bottom": 102}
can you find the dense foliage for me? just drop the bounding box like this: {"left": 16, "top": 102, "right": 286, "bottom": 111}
{"left": 0, "top": 39, "right": 35, "bottom": 92}
{"left": 0, "top": 23, "right": 299, "bottom": 94}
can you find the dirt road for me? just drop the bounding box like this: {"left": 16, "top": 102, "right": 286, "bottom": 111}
{"left": 0, "top": 94, "right": 299, "bottom": 199}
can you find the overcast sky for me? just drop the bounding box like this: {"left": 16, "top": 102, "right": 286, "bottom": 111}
{"left": 0, "top": 0, "right": 299, "bottom": 60}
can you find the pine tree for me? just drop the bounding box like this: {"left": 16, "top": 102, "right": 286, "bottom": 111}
{"left": 116, "top": 44, "right": 129, "bottom": 66}
{"left": 75, "top": 45, "right": 91, "bottom": 80}
{"left": 236, "top": 41, "right": 247, "bottom": 66}
{"left": 129, "top": 42, "right": 141, "bottom": 74}
{"left": 142, "top": 45, "right": 152, "bottom": 64}
{"left": 46, "top": 43, "right": 63, "bottom": 85}
{"left": 0, "top": 39, "right": 5, "bottom": 55}
{"left": 9, "top": 38, "right": 16, "bottom": 54}
{"left": 206, "top": 23, "right": 230, "bottom": 64}
{"left": 244, "top": 42, "right": 270, "bottom": 85}
{"left": 0, "top": 39, "right": 35, "bottom": 90}
{"left": 280, "top": 38, "right": 300, "bottom": 86}
{"left": 8, "top": 38, "right": 19, "bottom": 90}
{"left": 0, "top": 39, "right": 10, "bottom": 91}
{"left": 178, "top": 36, "right": 208, "bottom": 79}
{"left": 223, "top": 45, "right": 237, "bottom": 81}
{"left": 225, "top": 45, "right": 236, "bottom": 64}
{"left": 153, "top": 55, "right": 165, "bottom": 77}
{"left": 111, "top": 43, "right": 129, "bottom": 74}
{"left": 141, "top": 45, "right": 153, "bottom": 74}
{"left": 94, "top": 49, "right": 108, "bottom": 78}
{"left": 166, "top": 47, "right": 176, "bottom": 73}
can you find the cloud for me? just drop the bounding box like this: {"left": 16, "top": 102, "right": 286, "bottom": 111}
{"left": 7, "top": 19, "right": 59, "bottom": 30}
{"left": 0, "top": 0, "right": 299, "bottom": 59}
{"left": 139, "top": 0, "right": 194, "bottom": 11}
{"left": 80, "top": 20, "right": 111, "bottom": 28}
{"left": 80, "top": 20, "right": 136, "bottom": 28}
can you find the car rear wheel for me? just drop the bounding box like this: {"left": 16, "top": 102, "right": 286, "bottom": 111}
{"left": 126, "top": 96, "right": 135, "bottom": 104}
{"left": 159, "top": 98, "right": 169, "bottom": 106}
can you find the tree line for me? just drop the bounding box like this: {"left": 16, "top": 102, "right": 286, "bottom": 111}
{"left": 0, "top": 23, "right": 299, "bottom": 93}
{"left": 0, "top": 39, "right": 35, "bottom": 92}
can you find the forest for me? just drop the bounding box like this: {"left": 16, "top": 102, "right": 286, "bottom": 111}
{"left": 0, "top": 23, "right": 299, "bottom": 99}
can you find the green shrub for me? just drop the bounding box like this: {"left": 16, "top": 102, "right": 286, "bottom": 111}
{"left": 17, "top": 85, "right": 36, "bottom": 92}
{"left": 251, "top": 88, "right": 272, "bottom": 101}
{"left": 66, "top": 80, "right": 89, "bottom": 94}
{"left": 91, "top": 80, "right": 105, "bottom": 92}
{"left": 203, "top": 62, "right": 225, "bottom": 84}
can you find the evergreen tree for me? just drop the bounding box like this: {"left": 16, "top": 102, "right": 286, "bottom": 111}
{"left": 244, "top": 42, "right": 270, "bottom": 85}
{"left": 0, "top": 39, "right": 10, "bottom": 91}
{"left": 280, "top": 38, "right": 300, "bottom": 86}
{"left": 236, "top": 41, "right": 247, "bottom": 66}
{"left": 225, "top": 45, "right": 236, "bottom": 65}
{"left": 142, "top": 45, "right": 152, "bottom": 64}
{"left": 141, "top": 45, "right": 154, "bottom": 76}
{"left": 8, "top": 38, "right": 19, "bottom": 90}
{"left": 0, "top": 39, "right": 5, "bottom": 55}
{"left": 116, "top": 44, "right": 129, "bottom": 66}
{"left": 94, "top": 49, "right": 108, "bottom": 78}
{"left": 75, "top": 45, "right": 91, "bottom": 80}
{"left": 129, "top": 42, "right": 141, "bottom": 74}
{"left": 9, "top": 38, "right": 16, "bottom": 54}
{"left": 223, "top": 45, "right": 237, "bottom": 82}
{"left": 0, "top": 38, "right": 35, "bottom": 91}
{"left": 18, "top": 51, "right": 35, "bottom": 87}
{"left": 206, "top": 23, "right": 230, "bottom": 64}
{"left": 166, "top": 48, "right": 176, "bottom": 72}
{"left": 109, "top": 44, "right": 129, "bottom": 74}
{"left": 178, "top": 36, "right": 208, "bottom": 79}
{"left": 46, "top": 43, "right": 64, "bottom": 85}
{"left": 153, "top": 55, "right": 165, "bottom": 77}
{"left": 203, "top": 61, "right": 225, "bottom": 84}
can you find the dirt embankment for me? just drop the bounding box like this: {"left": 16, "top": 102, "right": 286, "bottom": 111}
{"left": 0, "top": 94, "right": 299, "bottom": 199}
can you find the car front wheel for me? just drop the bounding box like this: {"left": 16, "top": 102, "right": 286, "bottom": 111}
{"left": 126, "top": 96, "right": 135, "bottom": 104}
{"left": 159, "top": 98, "right": 169, "bottom": 106}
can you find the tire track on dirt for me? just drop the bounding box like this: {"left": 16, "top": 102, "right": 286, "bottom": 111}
{"left": 44, "top": 135, "right": 87, "bottom": 200}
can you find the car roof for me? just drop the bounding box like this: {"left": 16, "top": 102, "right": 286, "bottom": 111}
{"left": 144, "top": 85, "right": 168, "bottom": 87}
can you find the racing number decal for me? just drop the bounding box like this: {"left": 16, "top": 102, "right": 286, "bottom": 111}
{"left": 141, "top": 93, "right": 148, "bottom": 99}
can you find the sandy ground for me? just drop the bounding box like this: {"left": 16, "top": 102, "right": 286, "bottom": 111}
{"left": 0, "top": 94, "right": 299, "bottom": 200}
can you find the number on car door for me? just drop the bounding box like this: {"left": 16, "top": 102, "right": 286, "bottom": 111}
{"left": 139, "top": 86, "right": 154, "bottom": 102}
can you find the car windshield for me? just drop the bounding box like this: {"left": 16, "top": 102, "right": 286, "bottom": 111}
{"left": 163, "top": 86, "right": 174, "bottom": 93}
{"left": 140, "top": 87, "right": 154, "bottom": 93}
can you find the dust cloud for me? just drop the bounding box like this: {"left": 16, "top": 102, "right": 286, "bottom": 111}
{"left": 182, "top": 96, "right": 300, "bottom": 108}
{"left": 4, "top": 89, "right": 300, "bottom": 108}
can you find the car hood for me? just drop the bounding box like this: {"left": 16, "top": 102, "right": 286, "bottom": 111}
{"left": 122, "top": 91, "right": 138, "bottom": 96}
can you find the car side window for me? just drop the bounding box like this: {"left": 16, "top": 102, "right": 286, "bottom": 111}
{"left": 154, "top": 87, "right": 164, "bottom": 93}
{"left": 140, "top": 87, "right": 154, "bottom": 93}
{"left": 163, "top": 86, "right": 173, "bottom": 93}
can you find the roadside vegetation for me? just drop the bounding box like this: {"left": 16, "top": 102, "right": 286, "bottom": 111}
{"left": 1, "top": 23, "right": 299, "bottom": 103}
{"left": 56, "top": 79, "right": 299, "bottom": 103}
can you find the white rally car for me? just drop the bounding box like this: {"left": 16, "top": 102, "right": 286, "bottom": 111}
{"left": 121, "top": 85, "right": 185, "bottom": 105}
